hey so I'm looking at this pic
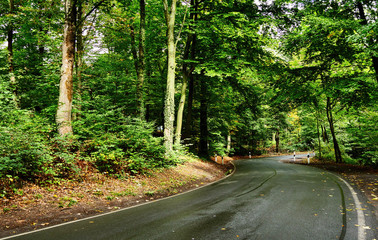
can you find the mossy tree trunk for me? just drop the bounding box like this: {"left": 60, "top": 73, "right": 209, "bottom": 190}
{"left": 162, "top": 0, "right": 177, "bottom": 153}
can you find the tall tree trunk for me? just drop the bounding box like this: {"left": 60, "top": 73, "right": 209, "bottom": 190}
{"left": 322, "top": 125, "right": 329, "bottom": 143}
{"left": 275, "top": 128, "right": 280, "bottom": 153}
{"left": 313, "top": 100, "right": 322, "bottom": 158}
{"left": 357, "top": 1, "right": 378, "bottom": 82}
{"left": 174, "top": 34, "right": 193, "bottom": 146}
{"left": 199, "top": 77, "right": 208, "bottom": 156}
{"left": 183, "top": 0, "right": 197, "bottom": 142}
{"left": 75, "top": 0, "right": 84, "bottom": 119}
{"left": 174, "top": 73, "right": 188, "bottom": 146}
{"left": 8, "top": 0, "right": 19, "bottom": 108}
{"left": 184, "top": 72, "right": 194, "bottom": 140}
{"left": 56, "top": 0, "right": 76, "bottom": 135}
{"left": 137, "top": 0, "right": 146, "bottom": 119}
{"left": 326, "top": 97, "right": 343, "bottom": 163}
{"left": 162, "top": 0, "right": 177, "bottom": 153}
{"left": 316, "top": 114, "right": 322, "bottom": 159}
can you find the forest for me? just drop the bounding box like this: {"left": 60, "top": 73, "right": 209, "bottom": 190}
{"left": 0, "top": 0, "right": 376, "bottom": 196}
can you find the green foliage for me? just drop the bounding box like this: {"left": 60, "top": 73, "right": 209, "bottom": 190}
{"left": 0, "top": 109, "right": 53, "bottom": 179}
{"left": 83, "top": 118, "right": 175, "bottom": 175}
{"left": 343, "top": 108, "right": 378, "bottom": 166}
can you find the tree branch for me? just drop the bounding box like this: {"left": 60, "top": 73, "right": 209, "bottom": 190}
{"left": 175, "top": 4, "right": 190, "bottom": 47}
{"left": 76, "top": 0, "right": 106, "bottom": 30}
{"left": 162, "top": 0, "right": 169, "bottom": 26}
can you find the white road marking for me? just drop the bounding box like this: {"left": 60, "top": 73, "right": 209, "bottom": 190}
{"left": 337, "top": 176, "right": 366, "bottom": 240}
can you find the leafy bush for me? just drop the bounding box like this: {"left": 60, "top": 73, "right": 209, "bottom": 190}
{"left": 85, "top": 118, "right": 173, "bottom": 175}
{"left": 0, "top": 111, "right": 53, "bottom": 180}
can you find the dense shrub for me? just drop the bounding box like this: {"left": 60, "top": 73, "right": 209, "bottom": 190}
{"left": 86, "top": 118, "right": 173, "bottom": 175}
{"left": 0, "top": 110, "right": 54, "bottom": 180}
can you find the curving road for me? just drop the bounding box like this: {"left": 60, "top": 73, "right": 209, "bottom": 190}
{"left": 4, "top": 155, "right": 377, "bottom": 240}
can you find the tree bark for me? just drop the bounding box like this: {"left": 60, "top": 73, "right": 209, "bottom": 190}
{"left": 326, "top": 97, "right": 343, "bottom": 163}
{"left": 56, "top": 0, "right": 76, "bottom": 136}
{"left": 174, "top": 73, "right": 188, "bottom": 146}
{"left": 8, "top": 0, "right": 19, "bottom": 108}
{"left": 163, "top": 0, "right": 177, "bottom": 153}
{"left": 174, "top": 34, "right": 193, "bottom": 146}
{"left": 322, "top": 125, "right": 329, "bottom": 143}
{"left": 184, "top": 72, "right": 194, "bottom": 140}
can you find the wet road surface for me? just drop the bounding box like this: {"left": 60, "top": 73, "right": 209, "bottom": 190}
{"left": 4, "top": 155, "right": 377, "bottom": 240}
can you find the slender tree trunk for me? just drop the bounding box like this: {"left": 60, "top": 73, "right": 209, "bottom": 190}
{"left": 56, "top": 0, "right": 76, "bottom": 135}
{"left": 163, "top": 0, "right": 177, "bottom": 153}
{"left": 199, "top": 77, "right": 208, "bottom": 156}
{"left": 137, "top": 0, "right": 146, "bottom": 119}
{"left": 326, "top": 97, "right": 343, "bottom": 163}
{"left": 275, "top": 128, "right": 280, "bottom": 153}
{"left": 75, "top": 1, "right": 84, "bottom": 119}
{"left": 316, "top": 114, "right": 322, "bottom": 159}
{"left": 357, "top": 1, "right": 378, "bottom": 82}
{"left": 174, "top": 73, "right": 188, "bottom": 146}
{"left": 8, "top": 0, "right": 19, "bottom": 108}
{"left": 183, "top": 0, "right": 197, "bottom": 142}
{"left": 322, "top": 125, "right": 329, "bottom": 143}
{"left": 174, "top": 34, "right": 193, "bottom": 146}
{"left": 184, "top": 73, "right": 194, "bottom": 140}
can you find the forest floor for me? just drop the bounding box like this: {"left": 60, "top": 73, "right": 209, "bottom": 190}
{"left": 1, "top": 154, "right": 377, "bottom": 238}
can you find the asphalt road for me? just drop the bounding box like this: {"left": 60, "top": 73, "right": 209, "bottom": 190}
{"left": 4, "top": 155, "right": 377, "bottom": 240}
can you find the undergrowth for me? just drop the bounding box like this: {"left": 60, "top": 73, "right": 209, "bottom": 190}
{"left": 0, "top": 109, "right": 184, "bottom": 198}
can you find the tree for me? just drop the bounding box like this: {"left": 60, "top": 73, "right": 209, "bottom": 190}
{"left": 174, "top": 0, "right": 196, "bottom": 146}
{"left": 162, "top": 0, "right": 177, "bottom": 153}
{"left": 276, "top": 0, "right": 377, "bottom": 163}
{"left": 130, "top": 0, "right": 146, "bottom": 119}
{"left": 7, "top": 0, "right": 18, "bottom": 108}
{"left": 57, "top": 0, "right": 106, "bottom": 135}
{"left": 56, "top": 0, "right": 77, "bottom": 135}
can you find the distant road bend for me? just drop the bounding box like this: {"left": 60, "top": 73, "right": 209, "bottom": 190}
{"left": 4, "top": 155, "right": 377, "bottom": 240}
